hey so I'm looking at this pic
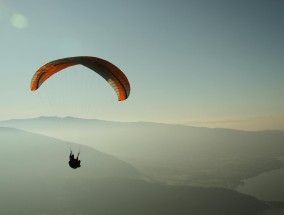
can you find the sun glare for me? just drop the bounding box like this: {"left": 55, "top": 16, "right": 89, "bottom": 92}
{"left": 10, "top": 13, "right": 28, "bottom": 29}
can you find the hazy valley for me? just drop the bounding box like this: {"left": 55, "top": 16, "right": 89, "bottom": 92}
{"left": 1, "top": 117, "right": 283, "bottom": 189}
{"left": 0, "top": 127, "right": 281, "bottom": 215}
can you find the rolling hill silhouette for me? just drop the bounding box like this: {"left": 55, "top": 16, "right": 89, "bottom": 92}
{"left": 0, "top": 126, "right": 282, "bottom": 214}
{"left": 1, "top": 117, "right": 283, "bottom": 188}
{"left": 0, "top": 127, "right": 142, "bottom": 181}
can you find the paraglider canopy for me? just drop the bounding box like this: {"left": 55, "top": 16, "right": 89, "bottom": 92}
{"left": 30, "top": 56, "right": 130, "bottom": 101}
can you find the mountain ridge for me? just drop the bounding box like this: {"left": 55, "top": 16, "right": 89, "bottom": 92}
{"left": 2, "top": 115, "right": 284, "bottom": 132}
{"left": 0, "top": 116, "right": 283, "bottom": 189}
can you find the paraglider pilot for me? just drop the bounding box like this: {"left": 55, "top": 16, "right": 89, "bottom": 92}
{"left": 69, "top": 151, "right": 81, "bottom": 169}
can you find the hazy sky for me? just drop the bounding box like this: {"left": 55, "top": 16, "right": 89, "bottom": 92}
{"left": 0, "top": 0, "right": 283, "bottom": 130}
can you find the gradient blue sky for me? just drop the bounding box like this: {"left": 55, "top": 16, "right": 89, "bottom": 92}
{"left": 0, "top": 0, "right": 283, "bottom": 130}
